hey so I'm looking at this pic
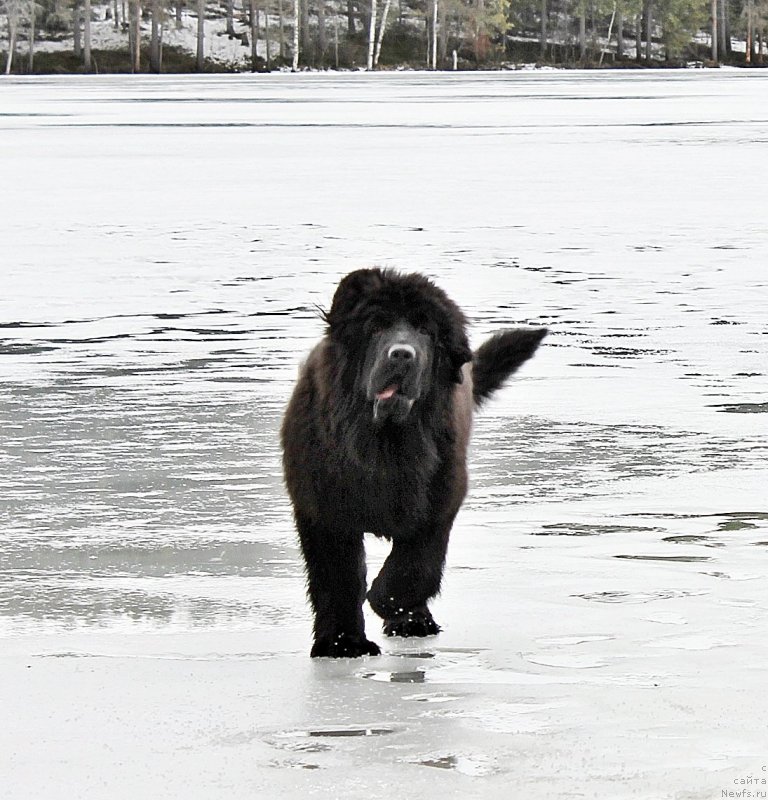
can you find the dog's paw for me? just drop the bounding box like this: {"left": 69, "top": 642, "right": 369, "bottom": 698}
{"left": 310, "top": 633, "right": 381, "bottom": 659}
{"left": 383, "top": 610, "right": 441, "bottom": 638}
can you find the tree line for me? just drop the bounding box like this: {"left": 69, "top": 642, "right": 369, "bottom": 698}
{"left": 2, "top": 0, "right": 767, "bottom": 73}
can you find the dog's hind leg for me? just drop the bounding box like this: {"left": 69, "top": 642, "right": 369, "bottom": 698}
{"left": 296, "top": 513, "right": 381, "bottom": 658}
{"left": 366, "top": 525, "right": 452, "bottom": 638}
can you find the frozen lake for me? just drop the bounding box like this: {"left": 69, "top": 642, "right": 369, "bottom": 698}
{"left": 1, "top": 70, "right": 767, "bottom": 798}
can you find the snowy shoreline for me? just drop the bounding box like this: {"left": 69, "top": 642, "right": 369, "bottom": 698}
{"left": 3, "top": 0, "right": 762, "bottom": 75}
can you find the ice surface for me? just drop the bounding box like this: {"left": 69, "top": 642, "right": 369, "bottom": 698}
{"left": 1, "top": 71, "right": 767, "bottom": 799}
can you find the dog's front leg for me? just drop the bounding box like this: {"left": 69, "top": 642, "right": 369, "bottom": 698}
{"left": 367, "top": 524, "right": 452, "bottom": 638}
{"left": 295, "top": 513, "right": 381, "bottom": 658}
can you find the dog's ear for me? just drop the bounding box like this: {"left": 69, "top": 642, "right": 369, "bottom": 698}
{"left": 326, "top": 269, "right": 384, "bottom": 331}
{"left": 445, "top": 329, "right": 472, "bottom": 384}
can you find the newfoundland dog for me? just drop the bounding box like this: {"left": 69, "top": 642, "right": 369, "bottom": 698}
{"left": 281, "top": 268, "right": 546, "bottom": 658}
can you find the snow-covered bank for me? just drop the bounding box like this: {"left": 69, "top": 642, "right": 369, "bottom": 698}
{"left": 1, "top": 71, "right": 767, "bottom": 799}
{"left": 4, "top": 2, "right": 276, "bottom": 70}
{"left": 6, "top": 0, "right": 763, "bottom": 73}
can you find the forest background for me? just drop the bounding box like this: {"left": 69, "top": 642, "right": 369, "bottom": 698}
{"left": 1, "top": 0, "right": 766, "bottom": 77}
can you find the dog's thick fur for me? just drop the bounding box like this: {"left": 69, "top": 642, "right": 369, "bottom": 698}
{"left": 281, "top": 268, "right": 546, "bottom": 658}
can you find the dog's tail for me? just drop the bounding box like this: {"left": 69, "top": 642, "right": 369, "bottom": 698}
{"left": 472, "top": 328, "right": 548, "bottom": 407}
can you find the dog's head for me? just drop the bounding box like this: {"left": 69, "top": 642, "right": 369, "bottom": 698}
{"left": 325, "top": 268, "right": 472, "bottom": 425}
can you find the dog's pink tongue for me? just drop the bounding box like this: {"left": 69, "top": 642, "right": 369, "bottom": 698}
{"left": 375, "top": 385, "right": 398, "bottom": 401}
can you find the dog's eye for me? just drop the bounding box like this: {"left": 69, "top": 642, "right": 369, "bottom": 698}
{"left": 417, "top": 325, "right": 431, "bottom": 337}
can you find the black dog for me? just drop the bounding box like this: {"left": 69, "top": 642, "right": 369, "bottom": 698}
{"left": 281, "top": 269, "right": 546, "bottom": 657}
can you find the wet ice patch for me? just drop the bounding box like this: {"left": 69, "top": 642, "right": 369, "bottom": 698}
{"left": 401, "top": 693, "right": 462, "bottom": 703}
{"left": 642, "top": 612, "right": 688, "bottom": 625}
{"left": 422, "top": 663, "right": 652, "bottom": 687}
{"left": 387, "top": 651, "right": 436, "bottom": 659}
{"left": 439, "top": 700, "right": 565, "bottom": 735}
{"left": 412, "top": 754, "right": 498, "bottom": 776}
{"left": 523, "top": 653, "right": 610, "bottom": 669}
{"left": 269, "top": 760, "right": 322, "bottom": 770}
{"left": 717, "top": 519, "right": 759, "bottom": 531}
{"left": 362, "top": 670, "right": 426, "bottom": 684}
{"left": 271, "top": 727, "right": 398, "bottom": 745}
{"left": 536, "top": 634, "right": 615, "bottom": 646}
{"left": 662, "top": 534, "right": 725, "bottom": 547}
{"left": 267, "top": 739, "right": 332, "bottom": 753}
{"left": 711, "top": 402, "right": 768, "bottom": 414}
{"left": 645, "top": 635, "right": 736, "bottom": 650}
{"left": 574, "top": 589, "right": 707, "bottom": 604}
{"left": 306, "top": 728, "right": 397, "bottom": 738}
{"left": 535, "top": 522, "right": 663, "bottom": 537}
{"left": 614, "top": 554, "right": 713, "bottom": 563}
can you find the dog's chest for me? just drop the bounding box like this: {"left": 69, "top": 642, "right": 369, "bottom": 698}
{"left": 335, "top": 442, "right": 438, "bottom": 537}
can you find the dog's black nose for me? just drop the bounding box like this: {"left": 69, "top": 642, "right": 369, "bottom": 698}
{"left": 388, "top": 344, "right": 416, "bottom": 363}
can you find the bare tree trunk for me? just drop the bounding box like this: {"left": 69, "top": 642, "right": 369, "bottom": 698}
{"left": 226, "top": 0, "right": 235, "bottom": 34}
{"left": 438, "top": 0, "right": 447, "bottom": 64}
{"left": 150, "top": 0, "right": 160, "bottom": 71}
{"left": 83, "top": 0, "right": 92, "bottom": 69}
{"left": 334, "top": 10, "right": 339, "bottom": 67}
{"left": 718, "top": 0, "right": 726, "bottom": 57}
{"left": 359, "top": 1, "right": 371, "bottom": 44}
{"left": 474, "top": 0, "right": 485, "bottom": 62}
{"left": 264, "top": 0, "right": 271, "bottom": 67}
{"left": 559, "top": 0, "right": 568, "bottom": 61}
{"left": 114, "top": 0, "right": 120, "bottom": 30}
{"left": 249, "top": 0, "right": 258, "bottom": 67}
{"left": 176, "top": 1, "right": 182, "bottom": 28}
{"left": 644, "top": 0, "right": 652, "bottom": 61}
{"left": 579, "top": 2, "right": 586, "bottom": 61}
{"left": 28, "top": 2, "right": 36, "bottom": 72}
{"left": 317, "top": 0, "right": 326, "bottom": 65}
{"left": 616, "top": 6, "right": 623, "bottom": 57}
{"left": 278, "top": 0, "right": 285, "bottom": 58}
{"left": 635, "top": 12, "right": 641, "bottom": 60}
{"left": 196, "top": 0, "right": 205, "bottom": 69}
{"left": 74, "top": 2, "right": 82, "bottom": 58}
{"left": 5, "top": 18, "right": 16, "bottom": 74}
{"left": 599, "top": 2, "right": 615, "bottom": 64}
{"left": 300, "top": 0, "right": 309, "bottom": 63}
{"left": 425, "top": 3, "right": 430, "bottom": 65}
{"left": 130, "top": 0, "right": 141, "bottom": 71}
{"left": 540, "top": 0, "right": 546, "bottom": 58}
{"left": 373, "top": 0, "right": 389, "bottom": 63}
{"left": 366, "top": 0, "right": 377, "bottom": 69}
{"left": 150, "top": 0, "right": 156, "bottom": 69}
{"left": 127, "top": 3, "right": 133, "bottom": 64}
{"left": 292, "top": 0, "right": 299, "bottom": 69}
{"left": 431, "top": 0, "right": 437, "bottom": 68}
{"left": 745, "top": 0, "right": 753, "bottom": 62}
{"left": 347, "top": 0, "right": 355, "bottom": 36}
